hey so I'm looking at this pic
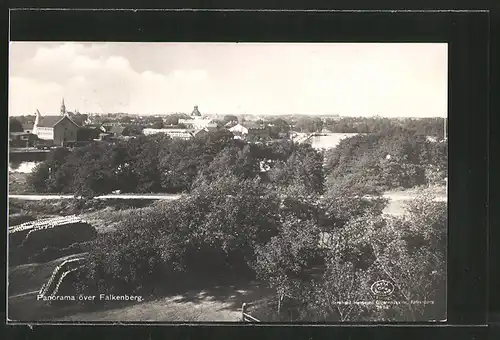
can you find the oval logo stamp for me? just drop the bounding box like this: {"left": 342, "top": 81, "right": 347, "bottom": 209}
{"left": 370, "top": 280, "right": 394, "bottom": 297}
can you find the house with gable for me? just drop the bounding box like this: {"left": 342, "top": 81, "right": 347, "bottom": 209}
{"left": 32, "top": 98, "right": 81, "bottom": 146}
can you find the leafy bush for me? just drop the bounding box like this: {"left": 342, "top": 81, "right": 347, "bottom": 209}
{"left": 74, "top": 208, "right": 186, "bottom": 296}
{"left": 76, "top": 175, "right": 281, "bottom": 296}
{"left": 325, "top": 128, "right": 446, "bottom": 191}
{"left": 254, "top": 217, "right": 321, "bottom": 299}
{"left": 267, "top": 144, "right": 324, "bottom": 194}
{"left": 305, "top": 197, "right": 446, "bottom": 322}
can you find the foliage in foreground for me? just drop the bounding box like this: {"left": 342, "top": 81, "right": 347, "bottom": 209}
{"left": 73, "top": 173, "right": 445, "bottom": 321}
{"left": 258, "top": 195, "right": 447, "bottom": 322}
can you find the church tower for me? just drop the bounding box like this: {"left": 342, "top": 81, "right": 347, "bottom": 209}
{"left": 191, "top": 105, "right": 201, "bottom": 117}
{"left": 60, "top": 98, "right": 67, "bottom": 116}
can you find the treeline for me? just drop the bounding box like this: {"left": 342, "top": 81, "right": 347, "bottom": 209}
{"left": 27, "top": 126, "right": 447, "bottom": 197}
{"left": 325, "top": 127, "right": 447, "bottom": 191}
{"left": 324, "top": 117, "right": 446, "bottom": 137}
{"left": 289, "top": 116, "right": 446, "bottom": 138}
{"left": 27, "top": 130, "right": 325, "bottom": 197}
{"left": 74, "top": 174, "right": 446, "bottom": 321}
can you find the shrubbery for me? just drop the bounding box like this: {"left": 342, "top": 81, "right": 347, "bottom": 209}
{"left": 75, "top": 176, "right": 282, "bottom": 297}
{"left": 73, "top": 169, "right": 446, "bottom": 321}
{"left": 325, "top": 128, "right": 447, "bottom": 191}
{"left": 250, "top": 196, "right": 446, "bottom": 322}
{"left": 27, "top": 132, "right": 327, "bottom": 197}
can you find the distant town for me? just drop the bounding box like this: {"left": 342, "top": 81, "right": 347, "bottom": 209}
{"left": 9, "top": 98, "right": 446, "bottom": 150}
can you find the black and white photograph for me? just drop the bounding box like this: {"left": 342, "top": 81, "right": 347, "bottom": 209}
{"left": 8, "top": 42, "right": 448, "bottom": 323}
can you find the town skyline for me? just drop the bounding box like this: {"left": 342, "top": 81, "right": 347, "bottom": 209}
{"left": 10, "top": 42, "right": 447, "bottom": 118}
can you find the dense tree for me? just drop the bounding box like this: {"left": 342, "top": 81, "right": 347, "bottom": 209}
{"left": 119, "top": 116, "right": 132, "bottom": 123}
{"left": 269, "top": 118, "right": 291, "bottom": 138}
{"left": 76, "top": 175, "right": 282, "bottom": 296}
{"left": 254, "top": 216, "right": 321, "bottom": 310}
{"left": 321, "top": 116, "right": 445, "bottom": 138}
{"left": 164, "top": 113, "right": 191, "bottom": 126}
{"left": 222, "top": 115, "right": 239, "bottom": 124}
{"left": 152, "top": 120, "right": 164, "bottom": 129}
{"left": 77, "top": 127, "right": 100, "bottom": 142}
{"left": 324, "top": 128, "right": 440, "bottom": 191}
{"left": 27, "top": 147, "right": 74, "bottom": 193}
{"left": 313, "top": 194, "right": 445, "bottom": 321}
{"left": 193, "top": 144, "right": 259, "bottom": 187}
{"left": 27, "top": 163, "right": 51, "bottom": 193}
{"left": 9, "top": 118, "right": 24, "bottom": 132}
{"left": 294, "top": 116, "right": 324, "bottom": 133}
{"left": 268, "top": 145, "right": 324, "bottom": 194}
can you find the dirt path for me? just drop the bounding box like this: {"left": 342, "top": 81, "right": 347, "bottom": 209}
{"left": 58, "top": 282, "right": 274, "bottom": 322}
{"left": 10, "top": 291, "right": 39, "bottom": 299}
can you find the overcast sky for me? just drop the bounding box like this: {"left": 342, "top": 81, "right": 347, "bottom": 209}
{"left": 9, "top": 42, "right": 447, "bottom": 117}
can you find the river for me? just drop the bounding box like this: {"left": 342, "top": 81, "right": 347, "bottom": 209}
{"left": 309, "top": 133, "right": 360, "bottom": 150}
{"left": 9, "top": 161, "right": 41, "bottom": 174}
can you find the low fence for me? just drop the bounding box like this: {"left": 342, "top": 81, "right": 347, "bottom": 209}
{"left": 39, "top": 257, "right": 86, "bottom": 297}
{"left": 9, "top": 215, "right": 84, "bottom": 234}
{"left": 50, "top": 264, "right": 85, "bottom": 297}
{"left": 241, "top": 303, "right": 260, "bottom": 323}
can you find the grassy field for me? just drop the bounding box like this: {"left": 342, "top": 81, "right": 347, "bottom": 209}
{"left": 8, "top": 278, "right": 275, "bottom": 322}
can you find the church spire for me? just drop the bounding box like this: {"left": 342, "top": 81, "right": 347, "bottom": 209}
{"left": 34, "top": 109, "right": 41, "bottom": 126}
{"left": 60, "top": 97, "right": 67, "bottom": 116}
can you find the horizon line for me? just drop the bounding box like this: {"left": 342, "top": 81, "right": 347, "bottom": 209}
{"left": 9, "top": 111, "right": 447, "bottom": 119}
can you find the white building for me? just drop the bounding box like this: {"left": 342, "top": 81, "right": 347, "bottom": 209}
{"left": 142, "top": 128, "right": 206, "bottom": 140}
{"left": 178, "top": 105, "right": 218, "bottom": 131}
{"left": 32, "top": 99, "right": 80, "bottom": 146}
{"left": 179, "top": 117, "right": 218, "bottom": 131}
